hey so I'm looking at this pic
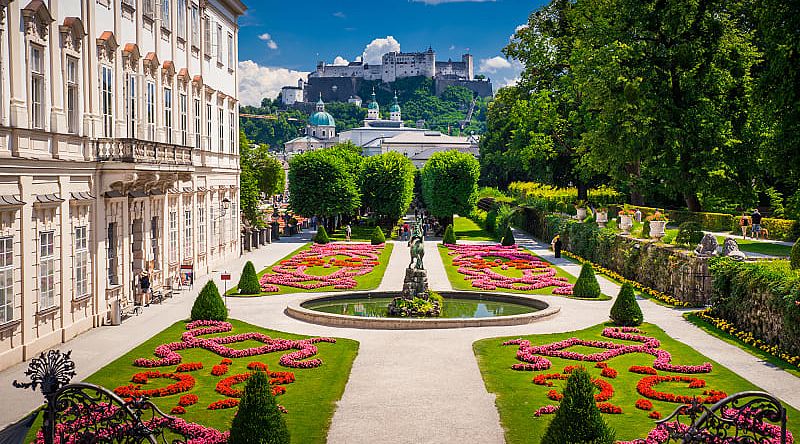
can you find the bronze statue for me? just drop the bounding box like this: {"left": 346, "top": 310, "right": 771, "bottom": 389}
{"left": 408, "top": 222, "right": 425, "bottom": 270}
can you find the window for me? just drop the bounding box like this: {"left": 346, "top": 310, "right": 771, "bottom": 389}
{"left": 183, "top": 208, "right": 193, "bottom": 258}
{"left": 30, "top": 45, "right": 44, "bottom": 129}
{"left": 177, "top": 0, "right": 186, "bottom": 40}
{"left": 74, "top": 226, "right": 89, "bottom": 299}
{"left": 146, "top": 81, "right": 156, "bottom": 141}
{"left": 66, "top": 57, "right": 79, "bottom": 134}
{"left": 143, "top": 0, "right": 155, "bottom": 18}
{"left": 210, "top": 205, "right": 216, "bottom": 248}
{"left": 218, "top": 107, "right": 224, "bottom": 152}
{"left": 191, "top": 4, "right": 200, "bottom": 48}
{"left": 216, "top": 24, "right": 223, "bottom": 63}
{"left": 206, "top": 102, "right": 212, "bottom": 150}
{"left": 164, "top": 87, "right": 173, "bottom": 144}
{"left": 126, "top": 74, "right": 136, "bottom": 138}
{"left": 203, "top": 16, "right": 212, "bottom": 55}
{"left": 0, "top": 237, "right": 13, "bottom": 323}
{"left": 169, "top": 210, "right": 178, "bottom": 263}
{"left": 180, "top": 93, "right": 188, "bottom": 146}
{"left": 101, "top": 65, "right": 113, "bottom": 137}
{"left": 107, "top": 223, "right": 118, "bottom": 285}
{"left": 229, "top": 111, "right": 235, "bottom": 153}
{"left": 194, "top": 97, "right": 201, "bottom": 148}
{"left": 198, "top": 207, "right": 205, "bottom": 252}
{"left": 161, "top": 0, "right": 171, "bottom": 31}
{"left": 151, "top": 217, "right": 160, "bottom": 269}
{"left": 39, "top": 231, "right": 55, "bottom": 309}
{"left": 227, "top": 33, "right": 234, "bottom": 68}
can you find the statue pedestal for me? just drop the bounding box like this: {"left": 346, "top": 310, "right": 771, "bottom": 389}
{"left": 388, "top": 267, "right": 440, "bottom": 317}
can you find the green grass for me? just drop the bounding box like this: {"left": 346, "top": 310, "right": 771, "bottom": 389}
{"left": 473, "top": 322, "right": 800, "bottom": 444}
{"left": 713, "top": 236, "right": 793, "bottom": 256}
{"left": 328, "top": 225, "right": 387, "bottom": 242}
{"left": 684, "top": 312, "right": 800, "bottom": 378}
{"left": 25, "top": 319, "right": 359, "bottom": 444}
{"left": 437, "top": 244, "right": 610, "bottom": 300}
{"left": 453, "top": 216, "right": 494, "bottom": 241}
{"left": 227, "top": 242, "right": 393, "bottom": 296}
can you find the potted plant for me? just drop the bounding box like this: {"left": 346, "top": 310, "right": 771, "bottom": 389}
{"left": 618, "top": 205, "right": 636, "bottom": 235}
{"left": 574, "top": 200, "right": 588, "bottom": 221}
{"left": 595, "top": 207, "right": 609, "bottom": 227}
{"left": 646, "top": 210, "right": 669, "bottom": 241}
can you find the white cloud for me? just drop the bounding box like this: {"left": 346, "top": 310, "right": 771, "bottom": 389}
{"left": 515, "top": 24, "right": 529, "bottom": 33}
{"left": 355, "top": 56, "right": 363, "bottom": 62}
{"left": 333, "top": 11, "right": 346, "bottom": 18}
{"left": 479, "top": 56, "right": 512, "bottom": 73}
{"left": 238, "top": 60, "right": 309, "bottom": 106}
{"left": 333, "top": 56, "right": 349, "bottom": 66}
{"left": 412, "top": 0, "right": 495, "bottom": 4}
{"left": 362, "top": 36, "right": 401, "bottom": 65}
{"left": 449, "top": 44, "right": 456, "bottom": 51}
{"left": 258, "top": 32, "right": 278, "bottom": 50}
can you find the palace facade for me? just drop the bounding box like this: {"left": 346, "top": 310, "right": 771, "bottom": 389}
{"left": 0, "top": 0, "right": 246, "bottom": 371}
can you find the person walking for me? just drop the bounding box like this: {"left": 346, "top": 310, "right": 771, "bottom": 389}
{"left": 739, "top": 212, "right": 750, "bottom": 239}
{"left": 750, "top": 209, "right": 763, "bottom": 239}
{"left": 551, "top": 235, "right": 563, "bottom": 259}
{"left": 139, "top": 270, "right": 151, "bottom": 307}
{"left": 345, "top": 224, "right": 352, "bottom": 242}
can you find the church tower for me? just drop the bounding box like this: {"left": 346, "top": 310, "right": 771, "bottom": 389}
{"left": 367, "top": 88, "right": 380, "bottom": 120}
{"left": 390, "top": 92, "right": 402, "bottom": 122}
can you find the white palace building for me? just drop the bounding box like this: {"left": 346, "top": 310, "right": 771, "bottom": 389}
{"left": 0, "top": 0, "right": 246, "bottom": 371}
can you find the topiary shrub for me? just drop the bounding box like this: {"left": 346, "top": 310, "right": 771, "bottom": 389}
{"left": 442, "top": 224, "right": 457, "bottom": 245}
{"left": 641, "top": 220, "right": 650, "bottom": 239}
{"left": 237, "top": 261, "right": 261, "bottom": 295}
{"left": 791, "top": 242, "right": 800, "bottom": 270}
{"left": 485, "top": 210, "right": 498, "bottom": 234}
{"left": 675, "top": 222, "right": 703, "bottom": 246}
{"left": 501, "top": 226, "right": 515, "bottom": 246}
{"left": 609, "top": 282, "right": 643, "bottom": 326}
{"left": 190, "top": 280, "right": 227, "bottom": 321}
{"left": 228, "top": 370, "right": 290, "bottom": 444}
{"left": 540, "top": 368, "right": 615, "bottom": 444}
{"left": 314, "top": 225, "right": 330, "bottom": 244}
{"left": 572, "top": 262, "right": 601, "bottom": 298}
{"left": 371, "top": 226, "right": 386, "bottom": 245}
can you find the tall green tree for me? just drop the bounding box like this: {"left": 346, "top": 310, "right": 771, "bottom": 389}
{"left": 420, "top": 150, "right": 480, "bottom": 225}
{"left": 359, "top": 151, "right": 415, "bottom": 223}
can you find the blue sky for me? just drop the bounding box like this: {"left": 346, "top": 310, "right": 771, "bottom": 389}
{"left": 237, "top": 0, "right": 547, "bottom": 106}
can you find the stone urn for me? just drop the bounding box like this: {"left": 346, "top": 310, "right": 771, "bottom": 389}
{"left": 575, "top": 207, "right": 587, "bottom": 221}
{"left": 619, "top": 215, "right": 633, "bottom": 235}
{"left": 649, "top": 220, "right": 667, "bottom": 241}
{"left": 596, "top": 210, "right": 608, "bottom": 228}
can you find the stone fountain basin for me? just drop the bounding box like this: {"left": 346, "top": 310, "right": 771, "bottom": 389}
{"left": 286, "top": 291, "right": 560, "bottom": 330}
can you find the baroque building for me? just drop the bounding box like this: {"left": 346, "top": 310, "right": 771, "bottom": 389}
{"left": 0, "top": 0, "right": 246, "bottom": 371}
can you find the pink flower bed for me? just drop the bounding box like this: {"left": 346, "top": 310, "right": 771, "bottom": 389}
{"left": 258, "top": 243, "right": 384, "bottom": 292}
{"left": 133, "top": 320, "right": 336, "bottom": 368}
{"left": 503, "top": 327, "right": 712, "bottom": 374}
{"left": 443, "top": 244, "right": 574, "bottom": 294}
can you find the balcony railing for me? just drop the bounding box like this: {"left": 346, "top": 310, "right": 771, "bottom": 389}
{"left": 95, "top": 138, "right": 193, "bottom": 166}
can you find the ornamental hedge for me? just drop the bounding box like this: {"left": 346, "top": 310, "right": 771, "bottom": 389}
{"left": 733, "top": 216, "right": 799, "bottom": 242}
{"left": 443, "top": 224, "right": 457, "bottom": 245}
{"left": 540, "top": 368, "right": 615, "bottom": 444}
{"left": 238, "top": 261, "right": 261, "bottom": 295}
{"left": 370, "top": 226, "right": 386, "bottom": 245}
{"left": 228, "top": 370, "right": 290, "bottom": 444}
{"left": 313, "top": 226, "right": 330, "bottom": 244}
{"left": 501, "top": 226, "right": 515, "bottom": 246}
{"left": 573, "top": 262, "right": 601, "bottom": 299}
{"left": 610, "top": 283, "right": 643, "bottom": 326}
{"left": 191, "top": 281, "right": 227, "bottom": 321}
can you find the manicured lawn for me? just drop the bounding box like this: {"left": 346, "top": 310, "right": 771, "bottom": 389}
{"left": 473, "top": 322, "right": 799, "bottom": 444}
{"left": 453, "top": 216, "right": 494, "bottom": 241}
{"left": 328, "top": 225, "right": 388, "bottom": 242}
{"left": 438, "top": 244, "right": 610, "bottom": 300}
{"left": 714, "top": 236, "right": 792, "bottom": 256}
{"left": 227, "top": 242, "right": 393, "bottom": 296}
{"left": 25, "top": 319, "right": 359, "bottom": 443}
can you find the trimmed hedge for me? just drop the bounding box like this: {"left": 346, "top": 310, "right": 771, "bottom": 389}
{"left": 573, "top": 262, "right": 601, "bottom": 298}
{"left": 443, "top": 224, "right": 457, "bottom": 245}
{"left": 370, "top": 226, "right": 386, "bottom": 245}
{"left": 610, "top": 283, "right": 643, "bottom": 326}
{"left": 237, "top": 261, "right": 261, "bottom": 295}
{"left": 519, "top": 205, "right": 566, "bottom": 242}
{"left": 229, "top": 370, "right": 290, "bottom": 444}
{"left": 191, "top": 281, "right": 227, "bottom": 321}
{"left": 675, "top": 222, "right": 704, "bottom": 247}
{"left": 540, "top": 368, "right": 615, "bottom": 444}
{"left": 733, "top": 216, "right": 799, "bottom": 242}
{"left": 313, "top": 226, "right": 330, "bottom": 244}
{"left": 501, "top": 226, "right": 515, "bottom": 246}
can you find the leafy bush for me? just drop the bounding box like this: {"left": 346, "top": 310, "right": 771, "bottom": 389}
{"left": 792, "top": 242, "right": 800, "bottom": 270}
{"left": 191, "top": 281, "right": 227, "bottom": 321}
{"left": 359, "top": 151, "right": 415, "bottom": 222}
{"left": 733, "top": 216, "right": 799, "bottom": 241}
{"left": 485, "top": 210, "right": 498, "bottom": 234}
{"left": 674, "top": 222, "right": 704, "bottom": 246}
{"left": 314, "top": 226, "right": 330, "bottom": 244}
{"left": 501, "top": 226, "right": 515, "bottom": 246}
{"left": 540, "top": 368, "right": 615, "bottom": 444}
{"left": 428, "top": 291, "right": 444, "bottom": 306}
{"left": 443, "top": 224, "right": 457, "bottom": 245}
{"left": 609, "top": 283, "right": 643, "bottom": 326}
{"left": 420, "top": 150, "right": 480, "bottom": 220}
{"left": 508, "top": 182, "right": 622, "bottom": 212}
{"left": 641, "top": 220, "right": 650, "bottom": 239}
{"left": 237, "top": 261, "right": 261, "bottom": 295}
{"left": 496, "top": 204, "right": 518, "bottom": 232}
{"left": 668, "top": 210, "right": 733, "bottom": 232}
{"left": 228, "top": 371, "right": 290, "bottom": 444}
{"left": 370, "top": 226, "right": 386, "bottom": 245}
{"left": 572, "top": 262, "right": 601, "bottom": 298}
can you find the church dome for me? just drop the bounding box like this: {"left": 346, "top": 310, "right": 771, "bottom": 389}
{"left": 368, "top": 101, "right": 379, "bottom": 110}
{"left": 309, "top": 111, "right": 335, "bottom": 127}
{"left": 390, "top": 103, "right": 401, "bottom": 113}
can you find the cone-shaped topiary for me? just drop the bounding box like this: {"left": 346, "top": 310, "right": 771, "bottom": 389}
{"left": 485, "top": 210, "right": 497, "bottom": 234}
{"left": 371, "top": 226, "right": 386, "bottom": 245}
{"left": 572, "top": 262, "right": 601, "bottom": 298}
{"left": 540, "top": 368, "right": 615, "bottom": 444}
{"left": 190, "top": 280, "right": 227, "bottom": 321}
{"left": 791, "top": 241, "right": 800, "bottom": 270}
{"left": 609, "top": 282, "right": 643, "bottom": 326}
{"left": 238, "top": 261, "right": 261, "bottom": 295}
{"left": 314, "top": 225, "right": 330, "bottom": 244}
{"left": 501, "top": 226, "right": 515, "bottom": 246}
{"left": 228, "top": 370, "right": 290, "bottom": 444}
{"left": 443, "top": 224, "right": 457, "bottom": 245}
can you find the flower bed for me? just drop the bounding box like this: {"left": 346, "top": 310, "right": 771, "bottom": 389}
{"left": 441, "top": 244, "right": 574, "bottom": 294}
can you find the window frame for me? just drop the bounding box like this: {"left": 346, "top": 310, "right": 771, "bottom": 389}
{"left": 146, "top": 81, "right": 156, "bottom": 141}
{"left": 30, "top": 44, "right": 45, "bottom": 129}
{"left": 38, "top": 231, "right": 55, "bottom": 309}
{"left": 100, "top": 65, "right": 114, "bottom": 138}
{"left": 183, "top": 207, "right": 193, "bottom": 258}
{"left": 164, "top": 87, "right": 173, "bottom": 144}
{"left": 107, "top": 223, "right": 118, "bottom": 286}
{"left": 194, "top": 97, "right": 201, "bottom": 149}
{"left": 0, "top": 236, "right": 13, "bottom": 323}
{"left": 180, "top": 92, "right": 188, "bottom": 146}
{"left": 66, "top": 56, "right": 79, "bottom": 134}
{"left": 169, "top": 210, "right": 178, "bottom": 263}
{"left": 74, "top": 226, "right": 89, "bottom": 299}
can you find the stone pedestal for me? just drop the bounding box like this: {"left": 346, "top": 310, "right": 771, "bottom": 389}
{"left": 388, "top": 267, "right": 440, "bottom": 317}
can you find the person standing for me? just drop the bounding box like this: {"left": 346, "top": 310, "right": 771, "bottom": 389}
{"left": 634, "top": 208, "right": 642, "bottom": 223}
{"left": 750, "top": 209, "right": 763, "bottom": 239}
{"left": 739, "top": 212, "right": 750, "bottom": 239}
{"left": 552, "top": 235, "right": 563, "bottom": 259}
{"left": 139, "top": 270, "right": 151, "bottom": 307}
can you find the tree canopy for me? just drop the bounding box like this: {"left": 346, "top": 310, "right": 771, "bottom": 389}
{"left": 359, "top": 151, "right": 416, "bottom": 223}
{"left": 287, "top": 143, "right": 362, "bottom": 219}
{"left": 420, "top": 150, "right": 480, "bottom": 222}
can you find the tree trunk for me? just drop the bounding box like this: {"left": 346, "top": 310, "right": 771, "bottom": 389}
{"left": 576, "top": 183, "right": 588, "bottom": 202}
{"left": 630, "top": 191, "right": 645, "bottom": 206}
{"left": 685, "top": 193, "right": 702, "bottom": 212}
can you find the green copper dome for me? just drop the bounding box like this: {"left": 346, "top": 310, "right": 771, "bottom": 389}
{"left": 368, "top": 101, "right": 379, "bottom": 110}
{"left": 390, "top": 103, "right": 401, "bottom": 112}
{"left": 309, "top": 111, "right": 335, "bottom": 126}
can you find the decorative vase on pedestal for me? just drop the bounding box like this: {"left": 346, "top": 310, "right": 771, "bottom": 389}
{"left": 596, "top": 211, "right": 608, "bottom": 228}
{"left": 619, "top": 215, "right": 633, "bottom": 235}
{"left": 649, "top": 220, "right": 667, "bottom": 241}
{"left": 576, "top": 207, "right": 587, "bottom": 222}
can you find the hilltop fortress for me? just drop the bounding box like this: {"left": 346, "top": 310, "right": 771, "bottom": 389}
{"left": 282, "top": 47, "right": 493, "bottom": 104}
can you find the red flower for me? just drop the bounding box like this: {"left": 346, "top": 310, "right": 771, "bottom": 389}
{"left": 170, "top": 406, "right": 186, "bottom": 415}
{"left": 211, "top": 365, "right": 229, "bottom": 376}
{"left": 597, "top": 402, "right": 622, "bottom": 414}
{"left": 637, "top": 375, "right": 726, "bottom": 404}
{"left": 600, "top": 367, "right": 618, "bottom": 379}
{"left": 648, "top": 411, "right": 662, "bottom": 420}
{"left": 208, "top": 399, "right": 239, "bottom": 410}
{"left": 220, "top": 358, "right": 233, "bottom": 366}
{"left": 635, "top": 399, "right": 653, "bottom": 411}
{"left": 178, "top": 394, "right": 198, "bottom": 407}
{"left": 175, "top": 362, "right": 203, "bottom": 372}
{"left": 113, "top": 371, "right": 195, "bottom": 398}
{"left": 629, "top": 366, "right": 658, "bottom": 375}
